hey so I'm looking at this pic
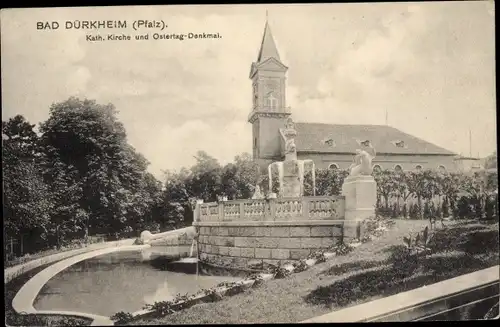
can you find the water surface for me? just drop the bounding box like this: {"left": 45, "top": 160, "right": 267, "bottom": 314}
{"left": 34, "top": 249, "right": 239, "bottom": 316}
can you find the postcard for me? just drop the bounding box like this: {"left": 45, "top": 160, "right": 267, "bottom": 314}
{"left": 2, "top": 2, "right": 498, "bottom": 325}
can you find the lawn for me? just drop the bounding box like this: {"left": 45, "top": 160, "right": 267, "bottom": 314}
{"left": 130, "top": 218, "right": 498, "bottom": 325}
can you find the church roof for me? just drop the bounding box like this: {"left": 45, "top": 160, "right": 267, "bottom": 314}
{"left": 257, "top": 21, "right": 281, "bottom": 63}
{"left": 293, "top": 122, "right": 456, "bottom": 156}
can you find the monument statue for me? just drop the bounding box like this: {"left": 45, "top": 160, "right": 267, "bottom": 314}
{"left": 342, "top": 142, "right": 378, "bottom": 224}
{"left": 281, "top": 117, "right": 298, "bottom": 161}
{"left": 252, "top": 185, "right": 264, "bottom": 199}
{"left": 348, "top": 144, "right": 377, "bottom": 177}
{"left": 267, "top": 117, "right": 316, "bottom": 198}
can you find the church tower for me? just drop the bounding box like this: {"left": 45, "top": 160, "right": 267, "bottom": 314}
{"left": 249, "top": 18, "right": 290, "bottom": 166}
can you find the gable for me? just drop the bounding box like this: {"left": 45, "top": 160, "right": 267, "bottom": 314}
{"left": 293, "top": 123, "right": 456, "bottom": 156}
{"left": 255, "top": 57, "right": 288, "bottom": 72}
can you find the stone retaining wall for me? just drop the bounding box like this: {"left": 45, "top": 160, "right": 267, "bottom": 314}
{"left": 197, "top": 223, "right": 343, "bottom": 268}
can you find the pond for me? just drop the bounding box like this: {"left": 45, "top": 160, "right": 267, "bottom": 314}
{"left": 33, "top": 248, "right": 240, "bottom": 317}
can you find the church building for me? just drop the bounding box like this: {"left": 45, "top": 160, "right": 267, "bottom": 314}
{"left": 248, "top": 20, "right": 460, "bottom": 173}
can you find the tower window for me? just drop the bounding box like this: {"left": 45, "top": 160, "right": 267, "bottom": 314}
{"left": 254, "top": 138, "right": 257, "bottom": 148}
{"left": 266, "top": 92, "right": 277, "bottom": 110}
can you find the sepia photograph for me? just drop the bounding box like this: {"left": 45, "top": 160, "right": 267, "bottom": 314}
{"left": 2, "top": 1, "right": 498, "bottom": 325}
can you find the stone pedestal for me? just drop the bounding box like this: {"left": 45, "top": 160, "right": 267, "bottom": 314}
{"left": 282, "top": 160, "right": 301, "bottom": 197}
{"left": 341, "top": 175, "right": 377, "bottom": 239}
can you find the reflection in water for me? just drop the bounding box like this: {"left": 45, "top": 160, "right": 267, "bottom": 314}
{"left": 33, "top": 250, "right": 238, "bottom": 317}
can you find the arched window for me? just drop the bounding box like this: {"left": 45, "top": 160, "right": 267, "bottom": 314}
{"left": 438, "top": 165, "right": 446, "bottom": 173}
{"left": 266, "top": 92, "right": 277, "bottom": 110}
{"left": 394, "top": 164, "right": 403, "bottom": 172}
{"left": 373, "top": 165, "right": 382, "bottom": 172}
{"left": 328, "top": 163, "right": 339, "bottom": 170}
{"left": 415, "top": 165, "right": 423, "bottom": 171}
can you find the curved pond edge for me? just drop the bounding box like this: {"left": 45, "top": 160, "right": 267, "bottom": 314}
{"left": 12, "top": 244, "right": 151, "bottom": 326}
{"left": 5, "top": 238, "right": 137, "bottom": 284}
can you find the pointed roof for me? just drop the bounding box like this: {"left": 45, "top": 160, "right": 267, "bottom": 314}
{"left": 257, "top": 20, "right": 281, "bottom": 63}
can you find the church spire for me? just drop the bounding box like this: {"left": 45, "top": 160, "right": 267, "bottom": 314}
{"left": 257, "top": 14, "right": 281, "bottom": 63}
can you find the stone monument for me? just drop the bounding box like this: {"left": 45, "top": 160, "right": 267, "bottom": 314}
{"left": 252, "top": 185, "right": 264, "bottom": 199}
{"left": 267, "top": 118, "right": 315, "bottom": 198}
{"left": 341, "top": 142, "right": 377, "bottom": 238}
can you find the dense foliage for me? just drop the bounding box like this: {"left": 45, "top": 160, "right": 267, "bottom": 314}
{"left": 3, "top": 98, "right": 166, "bottom": 260}
{"left": 3, "top": 97, "right": 498, "bottom": 262}
{"left": 2, "top": 98, "right": 261, "bottom": 261}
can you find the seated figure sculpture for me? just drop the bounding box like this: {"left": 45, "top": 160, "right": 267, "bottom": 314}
{"left": 348, "top": 143, "right": 377, "bottom": 177}
{"left": 252, "top": 185, "right": 264, "bottom": 199}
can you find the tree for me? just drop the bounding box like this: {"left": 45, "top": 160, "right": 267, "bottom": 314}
{"left": 161, "top": 168, "right": 192, "bottom": 229}
{"left": 38, "top": 97, "right": 159, "bottom": 237}
{"left": 187, "top": 151, "right": 222, "bottom": 202}
{"left": 304, "top": 168, "right": 348, "bottom": 197}
{"left": 374, "top": 169, "right": 397, "bottom": 209}
{"left": 2, "top": 115, "right": 53, "bottom": 255}
{"left": 405, "top": 170, "right": 435, "bottom": 219}
{"left": 393, "top": 171, "right": 414, "bottom": 212}
{"left": 221, "top": 153, "right": 260, "bottom": 200}
{"left": 437, "top": 172, "right": 462, "bottom": 218}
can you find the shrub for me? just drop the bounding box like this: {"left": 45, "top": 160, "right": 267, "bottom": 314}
{"left": 110, "top": 312, "right": 134, "bottom": 325}
{"left": 292, "top": 260, "right": 309, "bottom": 273}
{"left": 328, "top": 243, "right": 354, "bottom": 256}
{"left": 143, "top": 301, "right": 176, "bottom": 316}
{"left": 307, "top": 250, "right": 326, "bottom": 263}
{"left": 248, "top": 273, "right": 264, "bottom": 287}
{"left": 266, "top": 262, "right": 291, "bottom": 279}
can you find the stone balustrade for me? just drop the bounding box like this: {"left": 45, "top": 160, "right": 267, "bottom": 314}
{"left": 197, "top": 196, "right": 345, "bottom": 223}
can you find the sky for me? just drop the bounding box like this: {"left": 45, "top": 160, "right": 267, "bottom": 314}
{"left": 1, "top": 2, "right": 496, "bottom": 179}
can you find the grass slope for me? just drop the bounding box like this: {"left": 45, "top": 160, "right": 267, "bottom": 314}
{"left": 131, "top": 219, "right": 450, "bottom": 325}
